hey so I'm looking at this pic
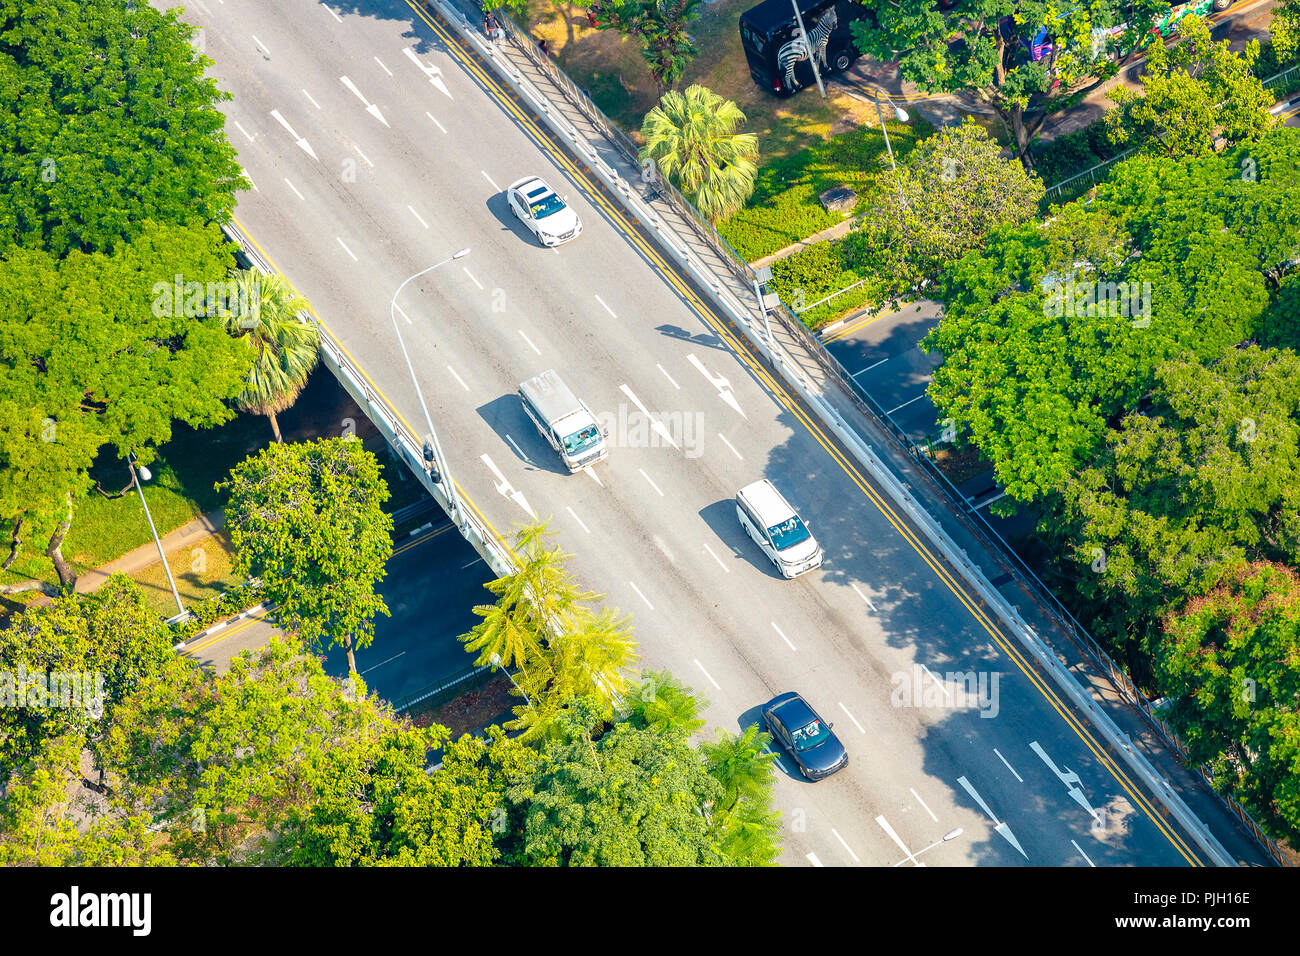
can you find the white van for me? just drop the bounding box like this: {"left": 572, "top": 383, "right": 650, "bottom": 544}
{"left": 736, "top": 478, "right": 823, "bottom": 578}
{"left": 518, "top": 370, "right": 609, "bottom": 472}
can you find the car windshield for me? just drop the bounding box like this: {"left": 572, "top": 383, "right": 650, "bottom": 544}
{"left": 767, "top": 515, "right": 810, "bottom": 551}
{"left": 528, "top": 191, "right": 565, "bottom": 219}
{"left": 562, "top": 424, "right": 601, "bottom": 455}
{"left": 790, "top": 718, "right": 832, "bottom": 752}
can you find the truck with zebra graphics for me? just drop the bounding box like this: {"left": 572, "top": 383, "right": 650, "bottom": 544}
{"left": 739, "top": 0, "right": 874, "bottom": 96}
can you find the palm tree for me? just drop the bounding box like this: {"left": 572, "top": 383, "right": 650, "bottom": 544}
{"left": 628, "top": 669, "right": 706, "bottom": 736}
{"left": 701, "top": 724, "right": 776, "bottom": 814}
{"left": 224, "top": 269, "right": 319, "bottom": 443}
{"left": 639, "top": 84, "right": 759, "bottom": 224}
{"left": 549, "top": 606, "right": 638, "bottom": 714}
{"left": 460, "top": 522, "right": 595, "bottom": 671}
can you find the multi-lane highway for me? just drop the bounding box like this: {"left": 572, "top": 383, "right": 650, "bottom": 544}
{"left": 163, "top": 0, "right": 1219, "bottom": 865}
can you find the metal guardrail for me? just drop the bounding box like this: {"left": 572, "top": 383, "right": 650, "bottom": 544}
{"left": 395, "top": 661, "right": 495, "bottom": 713}
{"left": 463, "top": 14, "right": 1288, "bottom": 863}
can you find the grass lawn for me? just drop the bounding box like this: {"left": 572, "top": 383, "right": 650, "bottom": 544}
{"left": 133, "top": 529, "right": 244, "bottom": 619}
{"left": 1, "top": 369, "right": 436, "bottom": 608}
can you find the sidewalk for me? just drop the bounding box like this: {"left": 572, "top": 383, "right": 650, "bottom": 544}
{"left": 750, "top": 215, "right": 859, "bottom": 272}
{"left": 75, "top": 509, "right": 225, "bottom": 595}
{"left": 447, "top": 0, "right": 1280, "bottom": 864}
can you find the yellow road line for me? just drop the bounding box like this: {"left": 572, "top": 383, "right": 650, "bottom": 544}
{"left": 235, "top": 5, "right": 1202, "bottom": 863}
{"left": 821, "top": 306, "right": 901, "bottom": 344}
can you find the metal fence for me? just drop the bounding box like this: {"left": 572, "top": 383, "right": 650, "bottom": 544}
{"left": 395, "top": 661, "right": 496, "bottom": 713}
{"left": 468, "top": 15, "right": 1290, "bottom": 863}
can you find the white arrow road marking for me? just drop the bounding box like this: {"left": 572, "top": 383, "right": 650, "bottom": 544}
{"left": 269, "top": 109, "right": 318, "bottom": 160}
{"left": 876, "top": 815, "right": 920, "bottom": 866}
{"left": 687, "top": 353, "right": 746, "bottom": 419}
{"left": 403, "top": 47, "right": 452, "bottom": 98}
{"left": 957, "top": 775, "right": 1027, "bottom": 860}
{"left": 619, "top": 384, "right": 679, "bottom": 449}
{"left": 339, "top": 75, "right": 389, "bottom": 127}
{"left": 480, "top": 454, "right": 535, "bottom": 518}
{"left": 583, "top": 466, "right": 602, "bottom": 486}
{"left": 1029, "top": 741, "right": 1104, "bottom": 827}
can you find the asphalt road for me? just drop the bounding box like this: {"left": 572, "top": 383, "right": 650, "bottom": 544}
{"left": 163, "top": 0, "right": 1218, "bottom": 866}
{"left": 184, "top": 520, "right": 493, "bottom": 705}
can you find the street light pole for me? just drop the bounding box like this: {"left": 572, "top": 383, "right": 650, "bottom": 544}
{"left": 390, "top": 248, "right": 471, "bottom": 525}
{"left": 891, "top": 827, "right": 963, "bottom": 867}
{"left": 128, "top": 450, "right": 185, "bottom": 618}
{"left": 872, "top": 90, "right": 911, "bottom": 211}
{"left": 490, "top": 652, "right": 534, "bottom": 710}
{"left": 790, "top": 0, "right": 826, "bottom": 99}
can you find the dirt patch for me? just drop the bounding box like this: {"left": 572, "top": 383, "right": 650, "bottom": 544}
{"left": 931, "top": 443, "right": 992, "bottom": 486}
{"left": 408, "top": 673, "right": 519, "bottom": 738}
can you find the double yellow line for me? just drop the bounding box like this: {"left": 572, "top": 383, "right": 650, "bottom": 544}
{"left": 239, "top": 2, "right": 1204, "bottom": 864}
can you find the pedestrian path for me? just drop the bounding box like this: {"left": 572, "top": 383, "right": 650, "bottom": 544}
{"left": 74, "top": 509, "right": 224, "bottom": 594}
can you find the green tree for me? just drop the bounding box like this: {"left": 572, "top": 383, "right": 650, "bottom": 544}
{"left": 640, "top": 85, "right": 759, "bottom": 224}
{"left": 1106, "top": 16, "right": 1274, "bottom": 159}
{"left": 625, "top": 669, "right": 706, "bottom": 736}
{"left": 1158, "top": 561, "right": 1300, "bottom": 840}
{"left": 0, "top": 221, "right": 251, "bottom": 593}
{"left": 224, "top": 270, "right": 319, "bottom": 444}
{"left": 850, "top": 0, "right": 1149, "bottom": 164}
{"left": 1051, "top": 345, "right": 1300, "bottom": 669}
{"left": 846, "top": 120, "right": 1044, "bottom": 294}
{"left": 219, "top": 439, "right": 394, "bottom": 675}
{"left": 0, "top": 0, "right": 247, "bottom": 257}
{"left": 926, "top": 146, "right": 1272, "bottom": 503}
{"left": 588, "top": 0, "right": 701, "bottom": 93}
{"left": 700, "top": 724, "right": 783, "bottom": 865}
{"left": 503, "top": 719, "right": 727, "bottom": 865}
{"left": 1272, "top": 0, "right": 1300, "bottom": 64}
{"left": 0, "top": 574, "right": 176, "bottom": 787}
{"left": 271, "top": 724, "right": 535, "bottom": 867}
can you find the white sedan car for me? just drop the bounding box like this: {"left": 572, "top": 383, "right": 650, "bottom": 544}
{"left": 506, "top": 176, "right": 582, "bottom": 247}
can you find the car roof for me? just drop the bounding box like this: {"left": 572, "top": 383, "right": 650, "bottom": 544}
{"left": 738, "top": 478, "right": 796, "bottom": 525}
{"left": 519, "top": 369, "right": 583, "bottom": 424}
{"left": 769, "top": 693, "right": 817, "bottom": 728}
{"left": 740, "top": 0, "right": 833, "bottom": 36}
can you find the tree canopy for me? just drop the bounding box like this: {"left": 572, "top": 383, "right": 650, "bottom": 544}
{"left": 0, "top": 0, "right": 247, "bottom": 257}
{"left": 845, "top": 120, "right": 1044, "bottom": 294}
{"left": 219, "top": 438, "right": 394, "bottom": 674}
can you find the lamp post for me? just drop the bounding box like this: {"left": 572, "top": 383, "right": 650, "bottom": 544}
{"left": 128, "top": 450, "right": 185, "bottom": 617}
{"left": 891, "top": 827, "right": 964, "bottom": 867}
{"left": 390, "top": 248, "right": 470, "bottom": 525}
{"left": 872, "top": 90, "right": 911, "bottom": 210}
{"left": 790, "top": 0, "right": 826, "bottom": 99}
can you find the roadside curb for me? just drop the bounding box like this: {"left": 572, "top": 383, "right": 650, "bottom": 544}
{"left": 173, "top": 602, "right": 269, "bottom": 651}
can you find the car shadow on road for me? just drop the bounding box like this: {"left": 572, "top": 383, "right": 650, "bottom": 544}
{"left": 476, "top": 395, "right": 569, "bottom": 475}
{"left": 697, "top": 498, "right": 782, "bottom": 580}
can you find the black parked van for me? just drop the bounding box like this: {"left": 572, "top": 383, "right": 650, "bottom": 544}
{"left": 738, "top": 0, "right": 873, "bottom": 96}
